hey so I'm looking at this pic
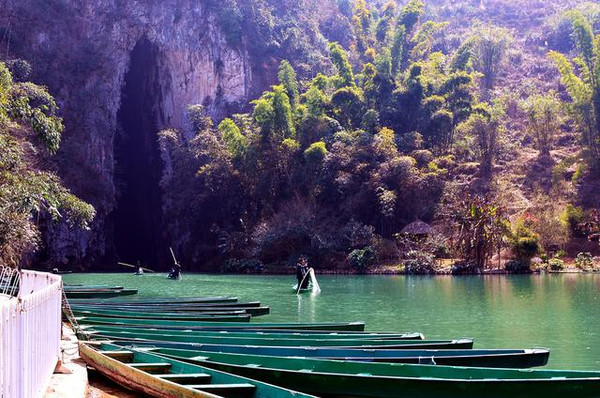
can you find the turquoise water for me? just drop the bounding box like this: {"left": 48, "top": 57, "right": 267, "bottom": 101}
{"left": 63, "top": 273, "right": 600, "bottom": 370}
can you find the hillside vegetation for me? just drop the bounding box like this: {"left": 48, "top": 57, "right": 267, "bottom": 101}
{"left": 157, "top": 0, "right": 600, "bottom": 273}
{"left": 0, "top": 61, "right": 94, "bottom": 268}
{"left": 2, "top": 0, "right": 600, "bottom": 273}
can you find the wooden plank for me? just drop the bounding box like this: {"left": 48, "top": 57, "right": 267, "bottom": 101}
{"left": 98, "top": 350, "right": 134, "bottom": 362}
{"left": 188, "top": 383, "right": 256, "bottom": 396}
{"left": 156, "top": 373, "right": 212, "bottom": 383}
{"left": 129, "top": 362, "right": 172, "bottom": 374}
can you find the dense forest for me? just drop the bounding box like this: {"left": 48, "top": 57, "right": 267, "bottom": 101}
{"left": 2, "top": 0, "right": 600, "bottom": 273}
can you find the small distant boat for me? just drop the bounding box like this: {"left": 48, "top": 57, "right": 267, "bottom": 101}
{"left": 80, "top": 342, "right": 317, "bottom": 398}
{"left": 294, "top": 267, "right": 320, "bottom": 294}
{"left": 167, "top": 271, "right": 181, "bottom": 280}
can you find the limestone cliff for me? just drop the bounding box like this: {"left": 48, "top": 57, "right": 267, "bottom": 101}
{"left": 0, "top": 0, "right": 253, "bottom": 268}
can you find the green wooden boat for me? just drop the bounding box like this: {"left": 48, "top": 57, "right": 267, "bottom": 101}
{"left": 69, "top": 298, "right": 260, "bottom": 309}
{"left": 69, "top": 297, "right": 239, "bottom": 305}
{"left": 71, "top": 308, "right": 253, "bottom": 321}
{"left": 122, "top": 345, "right": 600, "bottom": 398}
{"left": 65, "top": 289, "right": 138, "bottom": 299}
{"left": 81, "top": 325, "right": 424, "bottom": 341}
{"left": 71, "top": 304, "right": 271, "bottom": 316}
{"left": 77, "top": 312, "right": 252, "bottom": 323}
{"left": 75, "top": 316, "right": 366, "bottom": 331}
{"left": 85, "top": 329, "right": 473, "bottom": 349}
{"left": 64, "top": 285, "right": 124, "bottom": 290}
{"left": 106, "top": 340, "right": 550, "bottom": 368}
{"left": 80, "top": 342, "right": 317, "bottom": 398}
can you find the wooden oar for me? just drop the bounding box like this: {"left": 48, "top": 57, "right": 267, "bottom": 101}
{"left": 169, "top": 247, "right": 183, "bottom": 280}
{"left": 118, "top": 262, "right": 155, "bottom": 273}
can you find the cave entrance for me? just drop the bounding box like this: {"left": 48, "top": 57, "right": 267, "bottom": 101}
{"left": 113, "top": 38, "right": 164, "bottom": 268}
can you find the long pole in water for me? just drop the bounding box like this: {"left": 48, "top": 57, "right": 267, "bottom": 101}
{"left": 117, "top": 262, "right": 155, "bottom": 273}
{"left": 169, "top": 247, "right": 182, "bottom": 280}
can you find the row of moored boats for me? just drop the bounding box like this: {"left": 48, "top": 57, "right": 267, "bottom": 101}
{"left": 65, "top": 284, "right": 600, "bottom": 398}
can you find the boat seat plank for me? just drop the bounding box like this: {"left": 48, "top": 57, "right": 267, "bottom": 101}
{"left": 98, "top": 350, "right": 134, "bottom": 361}
{"left": 187, "top": 383, "right": 256, "bottom": 397}
{"left": 156, "top": 373, "right": 212, "bottom": 383}
{"left": 129, "top": 362, "right": 172, "bottom": 373}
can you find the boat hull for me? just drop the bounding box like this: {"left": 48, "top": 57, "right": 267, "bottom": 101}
{"left": 80, "top": 343, "right": 318, "bottom": 398}
{"left": 65, "top": 289, "right": 138, "bottom": 299}
{"left": 88, "top": 329, "right": 472, "bottom": 349}
{"left": 76, "top": 316, "right": 366, "bottom": 331}
{"left": 108, "top": 340, "right": 549, "bottom": 368}
{"left": 145, "top": 348, "right": 600, "bottom": 398}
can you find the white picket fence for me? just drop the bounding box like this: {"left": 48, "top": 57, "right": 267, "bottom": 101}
{"left": 0, "top": 270, "right": 62, "bottom": 398}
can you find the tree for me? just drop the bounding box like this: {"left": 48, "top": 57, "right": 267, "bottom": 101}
{"left": 218, "top": 118, "right": 247, "bottom": 159}
{"left": 398, "top": 0, "right": 424, "bottom": 34}
{"left": 443, "top": 192, "right": 509, "bottom": 270}
{"left": 187, "top": 105, "right": 213, "bottom": 133}
{"left": 278, "top": 60, "right": 299, "bottom": 113}
{"left": 330, "top": 86, "right": 364, "bottom": 128}
{"left": 352, "top": 0, "right": 373, "bottom": 54}
{"left": 373, "top": 127, "right": 398, "bottom": 159}
{"left": 303, "top": 85, "right": 328, "bottom": 119}
{"left": 509, "top": 218, "right": 541, "bottom": 270}
{"left": 304, "top": 141, "right": 328, "bottom": 164}
{"left": 457, "top": 103, "right": 504, "bottom": 175}
{"left": 524, "top": 92, "right": 563, "bottom": 156}
{"left": 375, "top": 2, "right": 397, "bottom": 44}
{"left": 329, "top": 42, "right": 355, "bottom": 87}
{"left": 390, "top": 25, "right": 406, "bottom": 75}
{"left": 470, "top": 25, "right": 512, "bottom": 92}
{"left": 272, "top": 85, "right": 296, "bottom": 140}
{"left": 548, "top": 11, "right": 600, "bottom": 170}
{"left": 0, "top": 62, "right": 95, "bottom": 267}
{"left": 252, "top": 85, "right": 295, "bottom": 144}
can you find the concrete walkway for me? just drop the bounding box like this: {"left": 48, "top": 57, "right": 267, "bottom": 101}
{"left": 44, "top": 324, "right": 88, "bottom": 398}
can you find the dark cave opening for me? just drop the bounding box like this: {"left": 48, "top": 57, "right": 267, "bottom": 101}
{"left": 113, "top": 38, "right": 164, "bottom": 268}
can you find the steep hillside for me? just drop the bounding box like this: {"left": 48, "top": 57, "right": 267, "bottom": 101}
{"left": 0, "top": 0, "right": 599, "bottom": 272}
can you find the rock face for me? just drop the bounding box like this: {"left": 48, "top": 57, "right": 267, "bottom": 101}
{"left": 0, "top": 1, "right": 253, "bottom": 268}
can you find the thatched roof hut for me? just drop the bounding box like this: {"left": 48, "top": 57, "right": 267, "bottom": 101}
{"left": 400, "top": 220, "right": 432, "bottom": 236}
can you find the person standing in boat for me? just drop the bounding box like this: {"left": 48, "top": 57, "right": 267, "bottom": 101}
{"left": 296, "top": 256, "right": 310, "bottom": 289}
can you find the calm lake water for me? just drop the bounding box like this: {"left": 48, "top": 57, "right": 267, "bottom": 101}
{"left": 63, "top": 273, "right": 600, "bottom": 370}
